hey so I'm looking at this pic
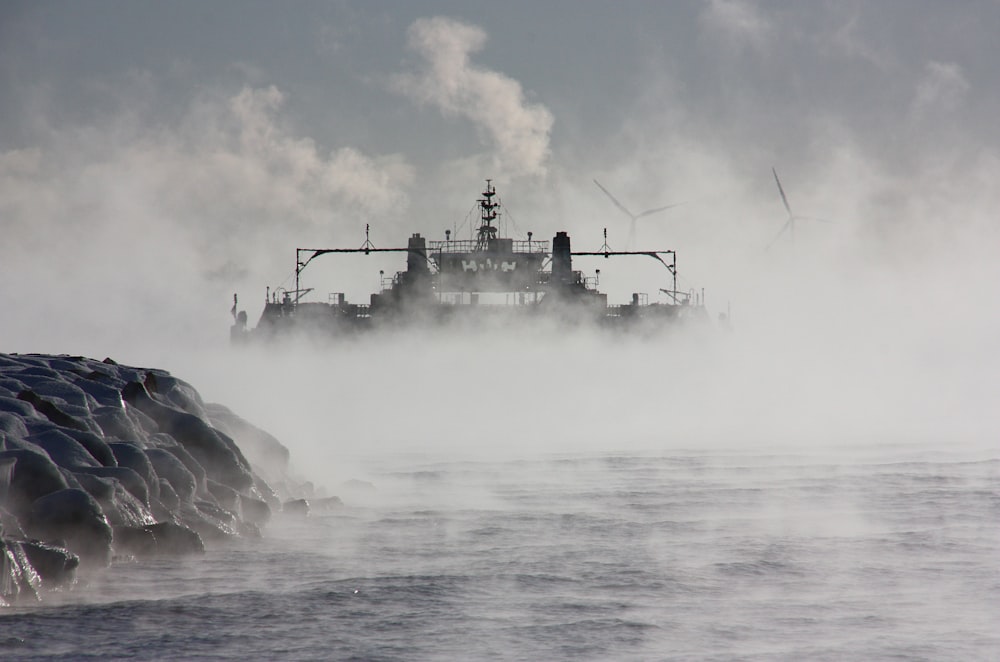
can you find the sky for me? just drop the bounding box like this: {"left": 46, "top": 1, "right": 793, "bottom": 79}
{"left": 1, "top": 1, "right": 998, "bottom": 461}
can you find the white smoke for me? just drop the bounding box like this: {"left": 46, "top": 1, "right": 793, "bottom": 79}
{"left": 392, "top": 16, "right": 554, "bottom": 178}
{"left": 0, "top": 84, "right": 413, "bottom": 356}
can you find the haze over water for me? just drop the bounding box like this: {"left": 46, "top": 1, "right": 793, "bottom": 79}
{"left": 2, "top": 2, "right": 998, "bottom": 659}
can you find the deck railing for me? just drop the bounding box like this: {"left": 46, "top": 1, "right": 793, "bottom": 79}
{"left": 428, "top": 240, "right": 549, "bottom": 254}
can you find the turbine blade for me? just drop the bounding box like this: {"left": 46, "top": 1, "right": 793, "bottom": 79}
{"left": 772, "top": 167, "right": 793, "bottom": 217}
{"left": 765, "top": 218, "right": 792, "bottom": 251}
{"left": 593, "top": 179, "right": 637, "bottom": 220}
{"left": 794, "top": 215, "right": 834, "bottom": 224}
{"left": 635, "top": 202, "right": 684, "bottom": 219}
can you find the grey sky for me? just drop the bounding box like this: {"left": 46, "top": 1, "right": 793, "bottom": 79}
{"left": 1, "top": 1, "right": 998, "bottom": 356}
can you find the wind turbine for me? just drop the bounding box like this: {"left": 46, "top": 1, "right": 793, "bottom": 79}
{"left": 593, "top": 179, "right": 682, "bottom": 248}
{"left": 768, "top": 167, "right": 831, "bottom": 250}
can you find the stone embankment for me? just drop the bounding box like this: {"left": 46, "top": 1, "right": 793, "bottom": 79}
{"left": 1, "top": 353, "right": 314, "bottom": 605}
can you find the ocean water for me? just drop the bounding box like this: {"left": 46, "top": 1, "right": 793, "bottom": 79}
{"left": 1, "top": 445, "right": 997, "bottom": 661}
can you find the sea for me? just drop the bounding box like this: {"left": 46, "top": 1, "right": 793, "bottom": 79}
{"left": 1, "top": 443, "right": 997, "bottom": 661}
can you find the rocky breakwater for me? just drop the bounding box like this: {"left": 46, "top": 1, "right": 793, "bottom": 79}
{"left": 0, "top": 353, "right": 302, "bottom": 606}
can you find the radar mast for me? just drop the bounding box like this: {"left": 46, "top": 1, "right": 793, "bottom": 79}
{"left": 475, "top": 179, "right": 500, "bottom": 251}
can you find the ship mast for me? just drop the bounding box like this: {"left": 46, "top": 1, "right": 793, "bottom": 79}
{"left": 475, "top": 179, "right": 499, "bottom": 251}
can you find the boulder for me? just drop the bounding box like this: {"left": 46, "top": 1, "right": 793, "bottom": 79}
{"left": 145, "top": 521, "right": 204, "bottom": 555}
{"left": 0, "top": 449, "right": 70, "bottom": 519}
{"left": 239, "top": 495, "right": 272, "bottom": 526}
{"left": 0, "top": 539, "right": 41, "bottom": 603}
{"left": 23, "top": 428, "right": 100, "bottom": 470}
{"left": 122, "top": 382, "right": 254, "bottom": 492}
{"left": 112, "top": 525, "right": 158, "bottom": 558}
{"left": 77, "top": 466, "right": 150, "bottom": 506}
{"left": 25, "top": 488, "right": 113, "bottom": 567}
{"left": 109, "top": 442, "right": 159, "bottom": 501}
{"left": 20, "top": 540, "right": 79, "bottom": 586}
{"left": 146, "top": 448, "right": 196, "bottom": 503}
{"left": 283, "top": 498, "right": 310, "bottom": 517}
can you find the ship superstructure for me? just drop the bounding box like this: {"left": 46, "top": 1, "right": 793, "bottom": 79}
{"left": 231, "top": 180, "right": 706, "bottom": 341}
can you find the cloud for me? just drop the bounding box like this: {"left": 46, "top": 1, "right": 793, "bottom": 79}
{"left": 699, "top": 0, "right": 772, "bottom": 48}
{"left": 392, "top": 16, "right": 553, "bottom": 178}
{"left": 911, "top": 61, "right": 970, "bottom": 120}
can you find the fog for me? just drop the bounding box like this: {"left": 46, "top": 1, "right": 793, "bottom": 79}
{"left": 2, "top": 3, "right": 998, "bottom": 491}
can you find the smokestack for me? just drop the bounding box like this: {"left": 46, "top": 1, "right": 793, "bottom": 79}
{"left": 407, "top": 233, "right": 428, "bottom": 274}
{"left": 552, "top": 231, "right": 572, "bottom": 284}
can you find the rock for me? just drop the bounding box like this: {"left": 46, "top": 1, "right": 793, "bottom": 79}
{"left": 109, "top": 442, "right": 159, "bottom": 501}
{"left": 145, "top": 522, "right": 205, "bottom": 555}
{"left": 160, "top": 443, "right": 209, "bottom": 498}
{"left": 146, "top": 448, "right": 197, "bottom": 503}
{"left": 72, "top": 471, "right": 116, "bottom": 502}
{"left": 205, "top": 403, "right": 291, "bottom": 477}
{"left": 311, "top": 496, "right": 344, "bottom": 511}
{"left": 122, "top": 382, "right": 254, "bottom": 493}
{"left": 77, "top": 466, "right": 149, "bottom": 505}
{"left": 0, "top": 538, "right": 41, "bottom": 603}
{"left": 207, "top": 479, "right": 240, "bottom": 512}
{"left": 1, "top": 353, "right": 307, "bottom": 601}
{"left": 154, "top": 478, "right": 180, "bottom": 513}
{"left": 20, "top": 540, "right": 79, "bottom": 586}
{"left": 177, "top": 503, "right": 234, "bottom": 542}
{"left": 25, "top": 488, "right": 113, "bottom": 567}
{"left": 73, "top": 472, "right": 154, "bottom": 528}
{"left": 59, "top": 427, "right": 117, "bottom": 467}
{"left": 24, "top": 428, "right": 101, "bottom": 470}
{"left": 0, "top": 411, "right": 29, "bottom": 439}
{"left": 239, "top": 495, "right": 272, "bottom": 526}
{"left": 0, "top": 449, "right": 70, "bottom": 519}
{"left": 112, "top": 525, "right": 158, "bottom": 558}
{"left": 283, "top": 498, "right": 310, "bottom": 517}
{"left": 16, "top": 389, "right": 90, "bottom": 433}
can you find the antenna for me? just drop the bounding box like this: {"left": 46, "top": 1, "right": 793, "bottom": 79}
{"left": 599, "top": 227, "right": 612, "bottom": 257}
{"left": 361, "top": 223, "right": 375, "bottom": 255}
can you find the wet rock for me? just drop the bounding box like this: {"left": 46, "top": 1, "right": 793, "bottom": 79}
{"left": 178, "top": 503, "right": 235, "bottom": 542}
{"left": 24, "top": 428, "right": 100, "bottom": 470}
{"left": 122, "top": 382, "right": 254, "bottom": 493}
{"left": 0, "top": 538, "right": 41, "bottom": 603}
{"left": 109, "top": 441, "right": 159, "bottom": 501}
{"left": 0, "top": 449, "right": 70, "bottom": 519}
{"left": 25, "top": 488, "right": 113, "bottom": 567}
{"left": 160, "top": 443, "right": 209, "bottom": 498}
{"left": 73, "top": 471, "right": 116, "bottom": 502}
{"left": 154, "top": 478, "right": 180, "bottom": 514}
{"left": 20, "top": 540, "right": 79, "bottom": 586}
{"left": 112, "top": 525, "right": 158, "bottom": 558}
{"left": 16, "top": 389, "right": 89, "bottom": 433}
{"left": 207, "top": 479, "right": 240, "bottom": 512}
{"left": 146, "top": 448, "right": 197, "bottom": 503}
{"left": 77, "top": 466, "right": 150, "bottom": 506}
{"left": 145, "top": 521, "right": 205, "bottom": 555}
{"left": 59, "top": 427, "right": 117, "bottom": 467}
{"left": 2, "top": 353, "right": 307, "bottom": 600}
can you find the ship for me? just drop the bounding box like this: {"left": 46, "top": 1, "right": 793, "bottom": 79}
{"left": 230, "top": 180, "right": 709, "bottom": 342}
